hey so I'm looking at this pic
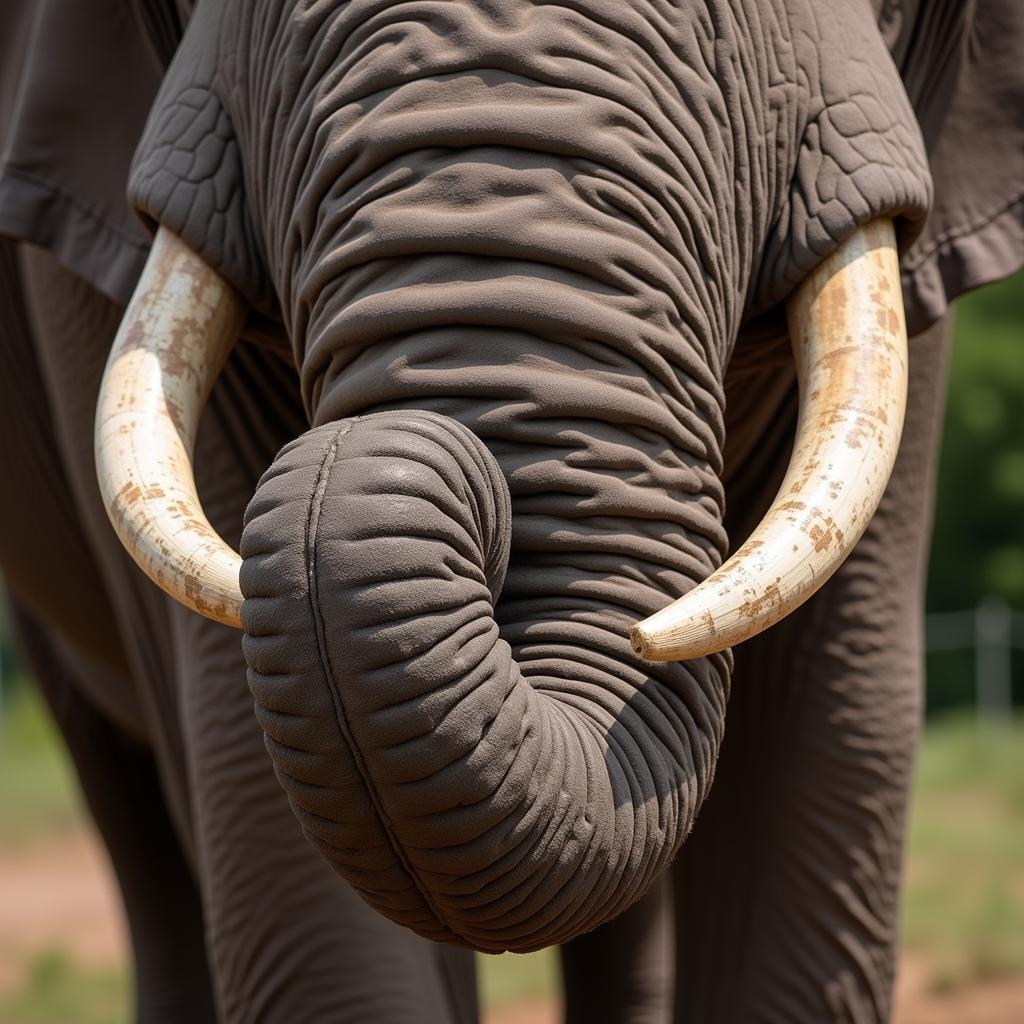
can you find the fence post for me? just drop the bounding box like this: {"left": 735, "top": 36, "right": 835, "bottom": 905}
{"left": 975, "top": 596, "right": 1013, "bottom": 725}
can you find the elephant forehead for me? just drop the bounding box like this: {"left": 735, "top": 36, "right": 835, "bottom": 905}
{"left": 264, "top": 4, "right": 745, "bottom": 351}
{"left": 130, "top": 0, "right": 929, "bottom": 350}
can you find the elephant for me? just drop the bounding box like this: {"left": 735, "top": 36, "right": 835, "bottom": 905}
{"left": 1, "top": 0, "right": 1022, "bottom": 1021}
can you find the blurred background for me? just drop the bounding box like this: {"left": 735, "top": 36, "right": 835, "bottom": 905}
{"left": 0, "top": 274, "right": 1022, "bottom": 1023}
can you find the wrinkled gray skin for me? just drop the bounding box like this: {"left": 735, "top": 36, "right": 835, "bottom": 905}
{"left": 132, "top": 0, "right": 934, "bottom": 952}
{"left": 0, "top": 0, "right": 1018, "bottom": 1021}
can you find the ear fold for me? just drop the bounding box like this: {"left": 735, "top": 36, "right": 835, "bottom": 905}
{"left": 0, "top": 0, "right": 161, "bottom": 304}
{"left": 896, "top": 1, "right": 1024, "bottom": 335}
{"left": 749, "top": 0, "right": 931, "bottom": 321}
{"left": 128, "top": 0, "right": 272, "bottom": 316}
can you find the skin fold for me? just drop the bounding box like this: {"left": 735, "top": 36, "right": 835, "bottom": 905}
{"left": 0, "top": 0, "right": 1021, "bottom": 1020}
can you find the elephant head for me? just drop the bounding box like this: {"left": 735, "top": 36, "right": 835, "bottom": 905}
{"left": 95, "top": 0, "right": 926, "bottom": 951}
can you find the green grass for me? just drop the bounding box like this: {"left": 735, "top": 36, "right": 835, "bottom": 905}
{"left": 478, "top": 949, "right": 559, "bottom": 1009}
{"left": 0, "top": 952, "right": 127, "bottom": 1024}
{"left": 0, "top": 687, "right": 1020, "bottom": 1015}
{"left": 903, "top": 713, "right": 1024, "bottom": 991}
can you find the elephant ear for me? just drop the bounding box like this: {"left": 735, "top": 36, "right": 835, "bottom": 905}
{"left": 0, "top": 0, "right": 161, "bottom": 305}
{"left": 128, "top": 0, "right": 274, "bottom": 317}
{"left": 749, "top": 0, "right": 932, "bottom": 318}
{"left": 893, "top": 0, "right": 1024, "bottom": 335}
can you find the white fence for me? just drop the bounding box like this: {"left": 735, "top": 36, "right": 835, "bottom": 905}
{"left": 926, "top": 597, "right": 1024, "bottom": 722}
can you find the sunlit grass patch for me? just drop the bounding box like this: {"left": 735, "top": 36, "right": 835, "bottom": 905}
{"left": 903, "top": 714, "right": 1024, "bottom": 991}
{"left": 0, "top": 950, "right": 127, "bottom": 1024}
{"left": 477, "top": 948, "right": 559, "bottom": 1009}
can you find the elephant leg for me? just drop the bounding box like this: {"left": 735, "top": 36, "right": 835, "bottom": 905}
{"left": 169, "top": 603, "right": 478, "bottom": 1024}
{"left": 7, "top": 596, "right": 218, "bottom": 1024}
{"left": 561, "top": 871, "right": 675, "bottom": 1024}
{"left": 672, "top": 315, "right": 952, "bottom": 1023}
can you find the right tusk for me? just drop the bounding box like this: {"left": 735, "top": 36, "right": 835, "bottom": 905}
{"left": 631, "top": 219, "right": 908, "bottom": 662}
{"left": 94, "top": 227, "right": 246, "bottom": 627}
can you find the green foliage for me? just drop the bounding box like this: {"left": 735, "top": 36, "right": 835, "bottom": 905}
{"left": 0, "top": 589, "right": 24, "bottom": 701}
{"left": 903, "top": 714, "right": 1024, "bottom": 991}
{"left": 926, "top": 273, "right": 1024, "bottom": 711}
{"left": 0, "top": 951, "right": 127, "bottom": 1024}
{"left": 933, "top": 273, "right": 1024, "bottom": 608}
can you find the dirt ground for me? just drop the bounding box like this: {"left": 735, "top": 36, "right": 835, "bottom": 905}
{"left": 0, "top": 834, "right": 122, "bottom": 994}
{"left": 2, "top": 834, "right": 1023, "bottom": 1023}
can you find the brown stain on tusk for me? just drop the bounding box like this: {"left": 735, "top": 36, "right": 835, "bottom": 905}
{"left": 738, "top": 580, "right": 783, "bottom": 619}
{"left": 94, "top": 228, "right": 246, "bottom": 628}
{"left": 631, "top": 220, "right": 908, "bottom": 662}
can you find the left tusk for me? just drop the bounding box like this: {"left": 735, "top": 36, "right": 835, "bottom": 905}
{"left": 94, "top": 228, "right": 246, "bottom": 627}
{"left": 631, "top": 219, "right": 908, "bottom": 662}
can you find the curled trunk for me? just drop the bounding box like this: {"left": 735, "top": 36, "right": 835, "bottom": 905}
{"left": 241, "top": 409, "right": 729, "bottom": 951}
{"left": 232, "top": 3, "right": 736, "bottom": 951}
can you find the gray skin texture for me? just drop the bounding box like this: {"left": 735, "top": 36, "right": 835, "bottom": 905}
{"left": 132, "top": 0, "right": 929, "bottom": 952}
{"left": 0, "top": 0, "right": 1020, "bottom": 1020}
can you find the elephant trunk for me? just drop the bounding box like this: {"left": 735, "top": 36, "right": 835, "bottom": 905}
{"left": 240, "top": 408, "right": 728, "bottom": 950}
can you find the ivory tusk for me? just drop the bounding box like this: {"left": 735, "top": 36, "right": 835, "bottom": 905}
{"left": 94, "top": 227, "right": 246, "bottom": 627}
{"left": 631, "top": 219, "right": 908, "bottom": 662}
